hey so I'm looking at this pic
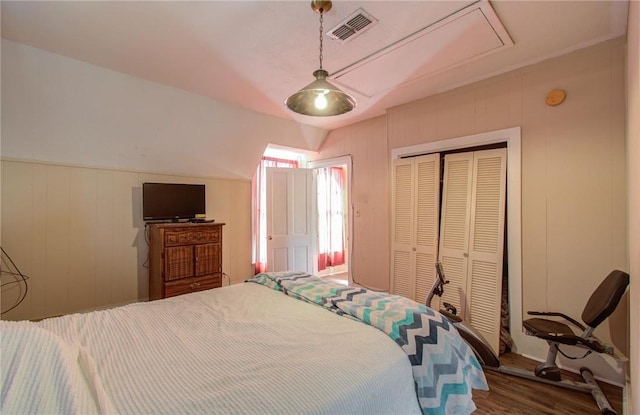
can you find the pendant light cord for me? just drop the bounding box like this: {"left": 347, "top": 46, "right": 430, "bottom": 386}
{"left": 318, "top": 11, "right": 324, "bottom": 70}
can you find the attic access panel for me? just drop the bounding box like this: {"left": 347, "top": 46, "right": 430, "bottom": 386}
{"left": 331, "top": 1, "right": 513, "bottom": 98}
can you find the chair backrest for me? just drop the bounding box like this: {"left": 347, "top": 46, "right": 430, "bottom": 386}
{"left": 581, "top": 270, "right": 629, "bottom": 328}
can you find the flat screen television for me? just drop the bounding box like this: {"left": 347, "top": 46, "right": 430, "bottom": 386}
{"left": 143, "top": 183, "right": 206, "bottom": 222}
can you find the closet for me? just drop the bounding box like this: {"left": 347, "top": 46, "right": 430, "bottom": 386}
{"left": 391, "top": 148, "right": 506, "bottom": 355}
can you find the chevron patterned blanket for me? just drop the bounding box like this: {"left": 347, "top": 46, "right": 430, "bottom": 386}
{"left": 248, "top": 271, "right": 488, "bottom": 415}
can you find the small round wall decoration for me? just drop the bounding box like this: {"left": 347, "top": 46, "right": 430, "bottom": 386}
{"left": 545, "top": 89, "right": 566, "bottom": 106}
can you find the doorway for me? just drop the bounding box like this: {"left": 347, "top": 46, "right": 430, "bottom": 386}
{"left": 308, "top": 156, "right": 352, "bottom": 284}
{"left": 254, "top": 149, "right": 352, "bottom": 283}
{"left": 314, "top": 163, "right": 349, "bottom": 283}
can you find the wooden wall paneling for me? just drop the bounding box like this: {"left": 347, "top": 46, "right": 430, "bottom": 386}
{"left": 94, "top": 169, "right": 116, "bottom": 308}
{"left": 435, "top": 88, "right": 477, "bottom": 141}
{"left": 610, "top": 42, "right": 629, "bottom": 270}
{"left": 30, "top": 164, "right": 48, "bottom": 319}
{"left": 416, "top": 100, "right": 438, "bottom": 144}
{"left": 608, "top": 43, "right": 630, "bottom": 357}
{"left": 316, "top": 117, "right": 390, "bottom": 290}
{"left": 1, "top": 162, "right": 35, "bottom": 320}
{"left": 113, "top": 171, "right": 140, "bottom": 304}
{"left": 212, "top": 179, "right": 229, "bottom": 281}
{"left": 372, "top": 118, "right": 390, "bottom": 289}
{"left": 227, "top": 180, "right": 252, "bottom": 284}
{"left": 477, "top": 77, "right": 513, "bottom": 133}
{"left": 519, "top": 64, "right": 551, "bottom": 323}
{"left": 352, "top": 126, "right": 372, "bottom": 284}
{"left": 68, "top": 168, "right": 98, "bottom": 313}
{"left": 134, "top": 177, "right": 149, "bottom": 300}
{"left": 545, "top": 46, "right": 617, "bottom": 322}
{"left": 474, "top": 86, "right": 487, "bottom": 134}
{"left": 508, "top": 76, "right": 524, "bottom": 126}
{"left": 44, "top": 165, "right": 71, "bottom": 317}
{"left": 1, "top": 161, "right": 253, "bottom": 320}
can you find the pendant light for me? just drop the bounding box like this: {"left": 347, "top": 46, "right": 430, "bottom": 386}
{"left": 286, "top": 0, "right": 356, "bottom": 116}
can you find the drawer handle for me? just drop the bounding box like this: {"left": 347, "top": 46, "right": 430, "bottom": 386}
{"left": 189, "top": 282, "right": 201, "bottom": 289}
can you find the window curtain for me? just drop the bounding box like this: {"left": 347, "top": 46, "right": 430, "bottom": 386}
{"left": 252, "top": 156, "right": 298, "bottom": 274}
{"left": 317, "top": 166, "right": 346, "bottom": 272}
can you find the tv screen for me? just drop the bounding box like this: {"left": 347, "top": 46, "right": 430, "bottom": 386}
{"left": 143, "top": 183, "right": 205, "bottom": 221}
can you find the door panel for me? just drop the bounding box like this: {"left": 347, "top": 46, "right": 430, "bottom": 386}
{"left": 164, "top": 246, "right": 194, "bottom": 281}
{"left": 439, "top": 148, "right": 506, "bottom": 356}
{"left": 266, "top": 167, "right": 314, "bottom": 273}
{"left": 195, "top": 243, "right": 221, "bottom": 276}
{"left": 438, "top": 153, "right": 473, "bottom": 314}
{"left": 390, "top": 154, "right": 440, "bottom": 303}
{"left": 467, "top": 148, "right": 507, "bottom": 355}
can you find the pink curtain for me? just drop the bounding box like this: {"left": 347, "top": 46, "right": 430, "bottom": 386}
{"left": 252, "top": 156, "right": 298, "bottom": 274}
{"left": 317, "top": 166, "right": 346, "bottom": 272}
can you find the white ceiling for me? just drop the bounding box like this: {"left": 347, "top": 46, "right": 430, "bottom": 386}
{"left": 1, "top": 0, "right": 629, "bottom": 131}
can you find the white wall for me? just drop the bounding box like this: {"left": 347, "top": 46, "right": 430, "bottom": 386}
{"left": 1, "top": 39, "right": 327, "bottom": 180}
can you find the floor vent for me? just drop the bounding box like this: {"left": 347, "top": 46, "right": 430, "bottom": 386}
{"left": 327, "top": 9, "right": 377, "bottom": 43}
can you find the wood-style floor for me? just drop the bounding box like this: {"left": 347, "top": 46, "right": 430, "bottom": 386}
{"left": 473, "top": 353, "right": 623, "bottom": 415}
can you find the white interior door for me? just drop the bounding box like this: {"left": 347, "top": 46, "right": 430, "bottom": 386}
{"left": 390, "top": 153, "right": 440, "bottom": 303}
{"left": 438, "top": 152, "right": 474, "bottom": 314}
{"left": 266, "top": 167, "right": 315, "bottom": 273}
{"left": 391, "top": 158, "right": 416, "bottom": 299}
{"left": 438, "top": 148, "right": 506, "bottom": 356}
{"left": 466, "top": 148, "right": 507, "bottom": 356}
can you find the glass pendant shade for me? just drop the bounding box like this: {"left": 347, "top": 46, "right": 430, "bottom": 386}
{"left": 286, "top": 69, "right": 356, "bottom": 116}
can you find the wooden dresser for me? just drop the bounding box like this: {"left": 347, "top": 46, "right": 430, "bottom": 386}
{"left": 148, "top": 222, "right": 224, "bottom": 300}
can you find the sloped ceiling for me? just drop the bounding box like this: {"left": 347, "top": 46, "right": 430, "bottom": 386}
{"left": 1, "top": 1, "right": 629, "bottom": 132}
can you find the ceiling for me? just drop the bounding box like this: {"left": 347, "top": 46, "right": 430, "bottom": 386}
{"left": 1, "top": 0, "right": 629, "bottom": 131}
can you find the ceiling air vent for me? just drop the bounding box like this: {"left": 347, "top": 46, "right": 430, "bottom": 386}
{"left": 327, "top": 9, "right": 377, "bottom": 43}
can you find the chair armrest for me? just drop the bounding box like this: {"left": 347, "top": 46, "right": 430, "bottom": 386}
{"left": 527, "top": 311, "right": 586, "bottom": 331}
{"left": 576, "top": 336, "right": 612, "bottom": 354}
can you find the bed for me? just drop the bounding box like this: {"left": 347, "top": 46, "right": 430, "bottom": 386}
{"left": 1, "top": 272, "right": 487, "bottom": 415}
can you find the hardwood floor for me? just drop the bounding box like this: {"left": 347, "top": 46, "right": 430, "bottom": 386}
{"left": 473, "top": 353, "right": 623, "bottom": 415}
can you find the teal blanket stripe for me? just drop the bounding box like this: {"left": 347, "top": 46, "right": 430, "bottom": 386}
{"left": 247, "top": 272, "right": 488, "bottom": 415}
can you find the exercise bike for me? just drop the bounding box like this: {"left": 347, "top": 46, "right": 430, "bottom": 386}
{"left": 426, "top": 262, "right": 629, "bottom": 415}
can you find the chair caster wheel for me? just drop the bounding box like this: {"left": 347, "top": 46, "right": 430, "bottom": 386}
{"left": 534, "top": 364, "right": 561, "bottom": 381}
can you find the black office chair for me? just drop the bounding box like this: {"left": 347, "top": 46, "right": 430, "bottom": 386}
{"left": 523, "top": 269, "right": 629, "bottom": 414}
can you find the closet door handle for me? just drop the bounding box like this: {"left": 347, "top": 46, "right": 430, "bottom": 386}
{"left": 463, "top": 253, "right": 468, "bottom": 258}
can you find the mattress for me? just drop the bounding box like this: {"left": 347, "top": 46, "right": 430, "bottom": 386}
{"left": 1, "top": 276, "right": 486, "bottom": 414}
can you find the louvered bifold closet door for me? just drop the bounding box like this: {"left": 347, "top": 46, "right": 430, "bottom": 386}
{"left": 438, "top": 153, "right": 473, "bottom": 315}
{"left": 467, "top": 148, "right": 507, "bottom": 356}
{"left": 391, "top": 159, "right": 415, "bottom": 298}
{"left": 390, "top": 154, "right": 440, "bottom": 303}
{"left": 414, "top": 155, "right": 441, "bottom": 304}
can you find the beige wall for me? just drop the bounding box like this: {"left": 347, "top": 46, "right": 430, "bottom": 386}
{"left": 318, "top": 38, "right": 628, "bottom": 363}
{"left": 313, "top": 116, "right": 390, "bottom": 291}
{"left": 1, "top": 159, "right": 253, "bottom": 321}
{"left": 627, "top": 0, "right": 639, "bottom": 411}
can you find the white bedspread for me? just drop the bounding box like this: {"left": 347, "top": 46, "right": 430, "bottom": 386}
{"left": 1, "top": 321, "right": 114, "bottom": 415}
{"left": 3, "top": 283, "right": 422, "bottom": 414}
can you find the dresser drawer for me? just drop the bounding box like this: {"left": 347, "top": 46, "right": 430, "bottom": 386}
{"left": 164, "top": 275, "right": 222, "bottom": 298}
{"left": 164, "top": 228, "right": 220, "bottom": 246}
